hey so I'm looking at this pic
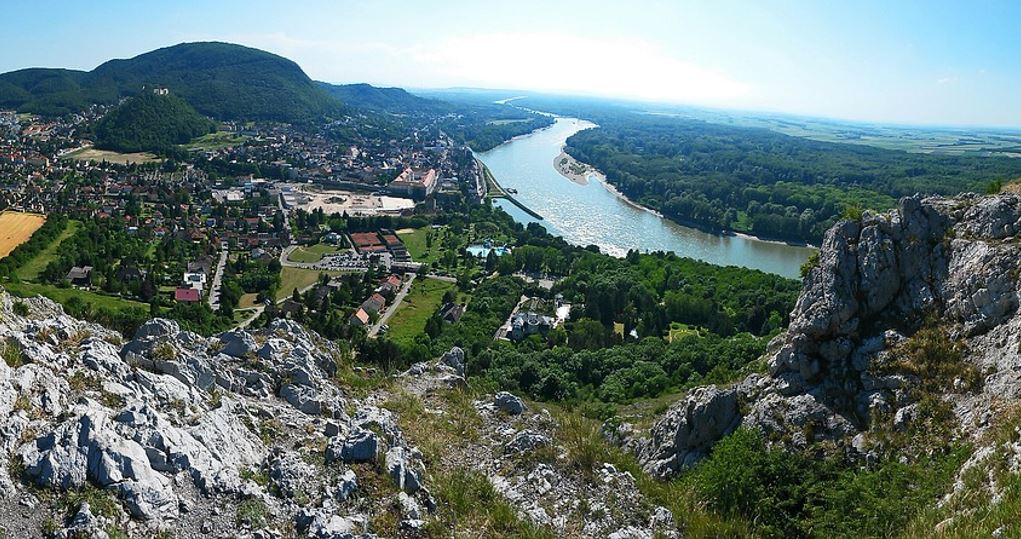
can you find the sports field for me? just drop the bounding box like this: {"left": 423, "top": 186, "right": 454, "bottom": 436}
{"left": 0, "top": 211, "right": 46, "bottom": 259}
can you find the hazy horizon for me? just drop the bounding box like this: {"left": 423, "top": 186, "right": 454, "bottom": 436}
{"left": 3, "top": 0, "right": 1020, "bottom": 129}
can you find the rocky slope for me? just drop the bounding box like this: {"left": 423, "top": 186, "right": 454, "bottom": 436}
{"left": 628, "top": 193, "right": 1021, "bottom": 522}
{"left": 0, "top": 292, "right": 676, "bottom": 538}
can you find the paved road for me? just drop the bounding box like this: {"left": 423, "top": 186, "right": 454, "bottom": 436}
{"left": 368, "top": 273, "right": 416, "bottom": 338}
{"left": 494, "top": 295, "right": 529, "bottom": 341}
{"left": 424, "top": 273, "right": 457, "bottom": 283}
{"left": 207, "top": 248, "right": 228, "bottom": 310}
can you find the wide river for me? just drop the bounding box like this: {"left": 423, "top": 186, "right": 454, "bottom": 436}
{"left": 477, "top": 117, "right": 816, "bottom": 278}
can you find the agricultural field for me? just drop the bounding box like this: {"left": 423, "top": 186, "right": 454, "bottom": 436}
{"left": 0, "top": 211, "right": 46, "bottom": 259}
{"left": 287, "top": 243, "right": 343, "bottom": 263}
{"left": 385, "top": 277, "right": 456, "bottom": 345}
{"left": 15, "top": 219, "right": 80, "bottom": 281}
{"left": 64, "top": 147, "right": 160, "bottom": 165}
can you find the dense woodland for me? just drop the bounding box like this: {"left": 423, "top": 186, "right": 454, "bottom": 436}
{"left": 0, "top": 42, "right": 341, "bottom": 120}
{"left": 350, "top": 204, "right": 798, "bottom": 416}
{"left": 436, "top": 107, "right": 554, "bottom": 152}
{"left": 95, "top": 91, "right": 214, "bottom": 153}
{"left": 564, "top": 113, "right": 1021, "bottom": 242}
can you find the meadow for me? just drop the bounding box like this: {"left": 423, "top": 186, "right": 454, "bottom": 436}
{"left": 64, "top": 147, "right": 160, "bottom": 165}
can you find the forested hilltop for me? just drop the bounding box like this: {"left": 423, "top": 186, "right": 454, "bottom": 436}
{"left": 322, "top": 82, "right": 554, "bottom": 152}
{"left": 95, "top": 90, "right": 215, "bottom": 153}
{"left": 0, "top": 42, "right": 342, "bottom": 121}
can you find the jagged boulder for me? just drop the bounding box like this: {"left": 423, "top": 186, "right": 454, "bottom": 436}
{"left": 268, "top": 449, "right": 318, "bottom": 498}
{"left": 334, "top": 469, "right": 358, "bottom": 501}
{"left": 635, "top": 385, "right": 740, "bottom": 478}
{"left": 218, "top": 330, "right": 258, "bottom": 358}
{"left": 18, "top": 406, "right": 178, "bottom": 519}
{"left": 133, "top": 318, "right": 180, "bottom": 341}
{"left": 385, "top": 446, "right": 423, "bottom": 494}
{"left": 495, "top": 391, "right": 526, "bottom": 415}
{"left": 326, "top": 427, "right": 378, "bottom": 464}
{"left": 505, "top": 430, "right": 551, "bottom": 455}
{"left": 631, "top": 193, "right": 1021, "bottom": 477}
{"left": 440, "top": 346, "right": 465, "bottom": 377}
{"left": 60, "top": 502, "right": 113, "bottom": 539}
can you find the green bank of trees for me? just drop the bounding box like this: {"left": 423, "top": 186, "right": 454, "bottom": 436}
{"left": 350, "top": 204, "right": 799, "bottom": 411}
{"left": 564, "top": 114, "right": 1021, "bottom": 242}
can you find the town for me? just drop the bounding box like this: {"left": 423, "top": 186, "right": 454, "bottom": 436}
{"left": 0, "top": 97, "right": 510, "bottom": 341}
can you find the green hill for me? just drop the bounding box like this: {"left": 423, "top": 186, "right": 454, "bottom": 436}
{"left": 319, "top": 82, "right": 449, "bottom": 114}
{"left": 0, "top": 42, "right": 342, "bottom": 121}
{"left": 95, "top": 90, "right": 215, "bottom": 153}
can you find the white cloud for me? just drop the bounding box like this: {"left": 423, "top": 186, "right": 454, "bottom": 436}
{"left": 936, "top": 76, "right": 959, "bottom": 85}
{"left": 186, "top": 30, "right": 749, "bottom": 105}
{"left": 409, "top": 32, "right": 750, "bottom": 103}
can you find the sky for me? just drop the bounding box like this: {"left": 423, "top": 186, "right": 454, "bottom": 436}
{"left": 2, "top": 0, "right": 1020, "bottom": 128}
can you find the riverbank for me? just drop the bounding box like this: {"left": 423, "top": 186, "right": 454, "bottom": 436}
{"left": 561, "top": 150, "right": 818, "bottom": 249}
{"left": 481, "top": 160, "right": 544, "bottom": 220}
{"left": 477, "top": 115, "right": 815, "bottom": 277}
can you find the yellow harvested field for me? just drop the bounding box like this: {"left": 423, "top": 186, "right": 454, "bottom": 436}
{"left": 0, "top": 211, "right": 46, "bottom": 258}
{"left": 64, "top": 147, "right": 160, "bottom": 165}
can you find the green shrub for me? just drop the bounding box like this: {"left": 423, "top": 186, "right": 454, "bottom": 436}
{"left": 688, "top": 428, "right": 818, "bottom": 537}
{"left": 686, "top": 427, "right": 969, "bottom": 538}
{"left": 884, "top": 319, "right": 979, "bottom": 394}
{"left": 235, "top": 498, "right": 267, "bottom": 528}
{"left": 800, "top": 251, "right": 820, "bottom": 279}
{"left": 842, "top": 205, "right": 865, "bottom": 222}
{"left": 426, "top": 467, "right": 555, "bottom": 538}
{"left": 12, "top": 301, "right": 29, "bottom": 317}
{"left": 1, "top": 337, "right": 25, "bottom": 368}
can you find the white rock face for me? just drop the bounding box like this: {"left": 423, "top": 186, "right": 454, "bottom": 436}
{"left": 18, "top": 406, "right": 177, "bottom": 519}
{"left": 0, "top": 285, "right": 682, "bottom": 538}
{"left": 635, "top": 385, "right": 740, "bottom": 478}
{"left": 632, "top": 193, "right": 1021, "bottom": 477}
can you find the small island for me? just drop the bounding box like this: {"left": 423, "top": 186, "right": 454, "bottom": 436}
{"left": 554, "top": 150, "right": 605, "bottom": 185}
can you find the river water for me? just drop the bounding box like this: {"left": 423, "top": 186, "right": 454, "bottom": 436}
{"left": 477, "top": 117, "right": 815, "bottom": 278}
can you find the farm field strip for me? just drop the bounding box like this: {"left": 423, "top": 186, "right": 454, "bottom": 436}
{"left": 0, "top": 211, "right": 46, "bottom": 259}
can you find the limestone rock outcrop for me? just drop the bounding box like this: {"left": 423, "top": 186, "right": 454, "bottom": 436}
{"left": 632, "top": 193, "right": 1021, "bottom": 477}
{"left": 0, "top": 291, "right": 678, "bottom": 538}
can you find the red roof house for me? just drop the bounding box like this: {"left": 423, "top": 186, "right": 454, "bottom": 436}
{"left": 175, "top": 287, "right": 201, "bottom": 303}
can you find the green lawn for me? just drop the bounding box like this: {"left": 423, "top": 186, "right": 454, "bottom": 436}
{"left": 239, "top": 293, "right": 260, "bottom": 309}
{"left": 287, "top": 243, "right": 343, "bottom": 263}
{"left": 16, "top": 220, "right": 81, "bottom": 281}
{"left": 182, "top": 132, "right": 249, "bottom": 151}
{"left": 398, "top": 227, "right": 446, "bottom": 264}
{"left": 668, "top": 322, "right": 706, "bottom": 342}
{"left": 4, "top": 281, "right": 148, "bottom": 312}
{"left": 385, "top": 277, "right": 455, "bottom": 345}
{"left": 276, "top": 267, "right": 339, "bottom": 301}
